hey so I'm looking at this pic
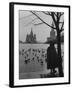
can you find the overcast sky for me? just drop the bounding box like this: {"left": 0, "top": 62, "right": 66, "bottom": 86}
{"left": 19, "top": 10, "right": 63, "bottom": 42}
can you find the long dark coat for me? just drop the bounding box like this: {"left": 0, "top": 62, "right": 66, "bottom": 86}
{"left": 46, "top": 45, "right": 59, "bottom": 69}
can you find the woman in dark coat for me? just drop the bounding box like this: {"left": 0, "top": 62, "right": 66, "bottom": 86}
{"left": 46, "top": 42, "right": 59, "bottom": 74}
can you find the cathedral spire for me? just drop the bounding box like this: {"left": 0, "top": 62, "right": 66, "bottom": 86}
{"left": 31, "top": 28, "right": 33, "bottom": 36}
{"left": 50, "top": 22, "right": 55, "bottom": 40}
{"left": 25, "top": 28, "right": 37, "bottom": 43}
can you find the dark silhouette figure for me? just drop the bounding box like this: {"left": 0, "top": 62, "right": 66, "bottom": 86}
{"left": 46, "top": 42, "right": 59, "bottom": 74}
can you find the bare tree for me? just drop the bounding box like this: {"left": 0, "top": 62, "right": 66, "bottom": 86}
{"left": 30, "top": 11, "right": 64, "bottom": 77}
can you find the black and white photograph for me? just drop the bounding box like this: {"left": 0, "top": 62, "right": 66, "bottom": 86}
{"left": 19, "top": 10, "right": 64, "bottom": 79}
{"left": 9, "top": 2, "right": 70, "bottom": 87}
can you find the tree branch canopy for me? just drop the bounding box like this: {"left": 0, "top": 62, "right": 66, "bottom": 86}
{"left": 42, "top": 11, "right": 52, "bottom": 16}
{"left": 59, "top": 12, "right": 64, "bottom": 17}
{"left": 30, "top": 11, "right": 56, "bottom": 29}
{"left": 30, "top": 11, "right": 64, "bottom": 33}
{"left": 51, "top": 12, "right": 57, "bottom": 26}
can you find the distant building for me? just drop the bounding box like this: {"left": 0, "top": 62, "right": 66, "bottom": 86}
{"left": 47, "top": 22, "right": 56, "bottom": 42}
{"left": 25, "top": 28, "right": 37, "bottom": 43}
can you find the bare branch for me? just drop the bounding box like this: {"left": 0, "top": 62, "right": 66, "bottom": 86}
{"left": 42, "top": 11, "right": 48, "bottom": 15}
{"left": 43, "top": 12, "right": 60, "bottom": 18}
{"left": 59, "top": 12, "right": 64, "bottom": 18}
{"left": 30, "top": 11, "right": 56, "bottom": 29}
{"left": 51, "top": 12, "right": 57, "bottom": 26}
{"left": 54, "top": 12, "right": 57, "bottom": 17}
{"left": 42, "top": 11, "right": 52, "bottom": 16}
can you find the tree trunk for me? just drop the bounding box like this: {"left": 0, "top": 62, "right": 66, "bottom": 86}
{"left": 57, "top": 31, "right": 64, "bottom": 77}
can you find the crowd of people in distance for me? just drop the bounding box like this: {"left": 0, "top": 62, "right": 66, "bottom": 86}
{"left": 19, "top": 48, "right": 47, "bottom": 66}
{"left": 19, "top": 43, "right": 64, "bottom": 77}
